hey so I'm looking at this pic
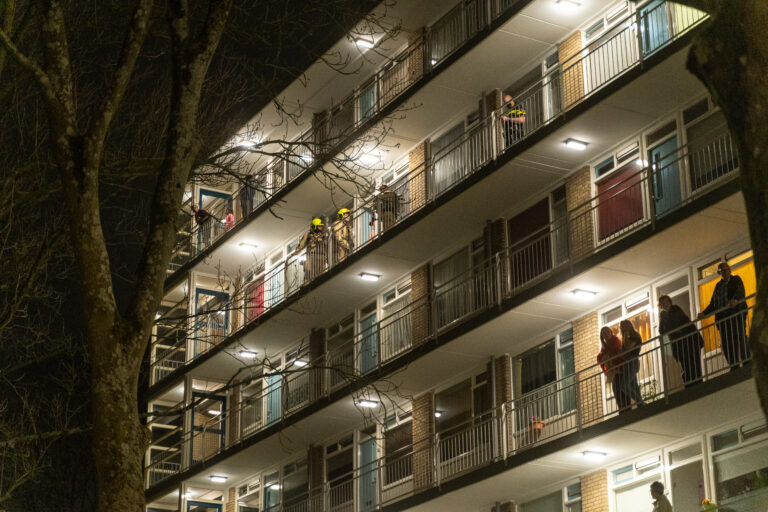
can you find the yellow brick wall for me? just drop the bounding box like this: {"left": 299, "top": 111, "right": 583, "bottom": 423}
{"left": 412, "top": 391, "right": 435, "bottom": 490}
{"left": 580, "top": 469, "right": 609, "bottom": 512}
{"left": 572, "top": 312, "right": 604, "bottom": 426}
{"left": 559, "top": 30, "right": 585, "bottom": 108}
{"left": 225, "top": 487, "right": 236, "bottom": 512}
{"left": 410, "top": 263, "right": 432, "bottom": 346}
{"left": 408, "top": 141, "right": 429, "bottom": 213}
{"left": 566, "top": 165, "right": 595, "bottom": 260}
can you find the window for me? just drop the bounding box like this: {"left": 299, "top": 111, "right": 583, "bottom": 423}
{"left": 595, "top": 157, "right": 615, "bottom": 179}
{"left": 585, "top": 19, "right": 605, "bottom": 41}
{"left": 514, "top": 340, "right": 556, "bottom": 397}
{"left": 713, "top": 439, "right": 768, "bottom": 505}
{"left": 384, "top": 421, "right": 412, "bottom": 484}
{"left": 380, "top": 281, "right": 412, "bottom": 361}
{"left": 683, "top": 98, "right": 709, "bottom": 126}
{"left": 520, "top": 490, "right": 562, "bottom": 512}
{"left": 564, "top": 482, "right": 582, "bottom": 512}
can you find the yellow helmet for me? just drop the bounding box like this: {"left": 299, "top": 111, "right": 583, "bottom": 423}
{"left": 311, "top": 217, "right": 324, "bottom": 231}
{"left": 337, "top": 208, "right": 350, "bottom": 220}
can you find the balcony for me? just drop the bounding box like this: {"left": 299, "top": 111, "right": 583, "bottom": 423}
{"left": 145, "top": 127, "right": 744, "bottom": 492}
{"left": 147, "top": 300, "right": 756, "bottom": 510}
{"left": 152, "top": 4, "right": 712, "bottom": 383}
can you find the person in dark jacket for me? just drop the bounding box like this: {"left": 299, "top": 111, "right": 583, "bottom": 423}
{"left": 619, "top": 320, "right": 644, "bottom": 406}
{"left": 597, "top": 326, "right": 630, "bottom": 412}
{"left": 698, "top": 262, "right": 750, "bottom": 366}
{"left": 659, "top": 294, "right": 703, "bottom": 387}
{"left": 192, "top": 204, "right": 212, "bottom": 249}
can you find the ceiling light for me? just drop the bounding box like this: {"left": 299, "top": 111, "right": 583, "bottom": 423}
{"left": 269, "top": 483, "right": 282, "bottom": 490}
{"left": 208, "top": 409, "right": 221, "bottom": 415}
{"left": 359, "top": 272, "right": 380, "bottom": 282}
{"left": 360, "top": 153, "right": 379, "bottom": 166}
{"left": 434, "top": 411, "right": 443, "bottom": 418}
{"left": 238, "top": 242, "right": 259, "bottom": 249}
{"left": 354, "top": 37, "right": 375, "bottom": 49}
{"left": 357, "top": 399, "right": 379, "bottom": 408}
{"left": 564, "top": 138, "right": 588, "bottom": 150}
{"left": 238, "top": 139, "right": 257, "bottom": 148}
{"left": 430, "top": 59, "right": 438, "bottom": 66}
{"left": 556, "top": 0, "right": 582, "bottom": 6}
{"left": 155, "top": 312, "right": 162, "bottom": 319}
{"left": 571, "top": 288, "right": 598, "bottom": 299}
{"left": 293, "top": 360, "right": 308, "bottom": 368}
{"left": 239, "top": 350, "right": 258, "bottom": 359}
{"left": 581, "top": 450, "right": 607, "bottom": 460}
{"left": 209, "top": 475, "right": 228, "bottom": 483}
{"left": 300, "top": 155, "right": 313, "bottom": 162}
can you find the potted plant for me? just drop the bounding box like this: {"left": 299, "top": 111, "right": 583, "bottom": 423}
{"left": 529, "top": 415, "right": 545, "bottom": 438}
{"left": 701, "top": 499, "right": 717, "bottom": 511}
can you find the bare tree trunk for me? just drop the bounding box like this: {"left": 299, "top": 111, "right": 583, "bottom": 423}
{"left": 676, "top": 0, "right": 768, "bottom": 417}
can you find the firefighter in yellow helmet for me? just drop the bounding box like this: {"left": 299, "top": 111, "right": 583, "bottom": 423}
{"left": 295, "top": 216, "right": 327, "bottom": 283}
{"left": 333, "top": 208, "right": 353, "bottom": 263}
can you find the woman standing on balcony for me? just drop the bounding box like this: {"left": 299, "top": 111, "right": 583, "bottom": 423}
{"left": 597, "top": 326, "right": 630, "bottom": 413}
{"left": 619, "top": 320, "right": 645, "bottom": 407}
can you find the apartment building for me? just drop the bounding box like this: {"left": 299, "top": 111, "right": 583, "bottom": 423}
{"left": 144, "top": 1, "right": 765, "bottom": 511}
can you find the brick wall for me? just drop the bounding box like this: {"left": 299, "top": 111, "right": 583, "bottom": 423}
{"left": 580, "top": 469, "right": 609, "bottom": 512}
{"left": 309, "top": 328, "right": 326, "bottom": 401}
{"left": 308, "top": 444, "right": 324, "bottom": 512}
{"left": 408, "top": 141, "right": 429, "bottom": 213}
{"left": 412, "top": 392, "right": 435, "bottom": 490}
{"left": 572, "top": 312, "right": 604, "bottom": 426}
{"left": 225, "top": 487, "right": 236, "bottom": 512}
{"left": 407, "top": 29, "right": 426, "bottom": 85}
{"left": 410, "top": 264, "right": 432, "bottom": 346}
{"left": 565, "top": 166, "right": 595, "bottom": 260}
{"left": 559, "top": 30, "right": 585, "bottom": 108}
{"left": 495, "top": 354, "right": 514, "bottom": 453}
{"left": 479, "top": 89, "right": 504, "bottom": 153}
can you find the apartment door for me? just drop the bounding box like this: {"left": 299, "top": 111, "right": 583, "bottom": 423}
{"left": 197, "top": 188, "right": 231, "bottom": 250}
{"left": 245, "top": 276, "right": 264, "bottom": 322}
{"left": 650, "top": 134, "right": 682, "bottom": 216}
{"left": 187, "top": 501, "right": 222, "bottom": 512}
{"left": 640, "top": 0, "right": 669, "bottom": 55}
{"left": 190, "top": 392, "right": 225, "bottom": 464}
{"left": 194, "top": 288, "right": 229, "bottom": 358}
{"left": 670, "top": 460, "right": 706, "bottom": 512}
{"left": 263, "top": 471, "right": 280, "bottom": 512}
{"left": 359, "top": 308, "right": 378, "bottom": 374}
{"left": 432, "top": 123, "right": 465, "bottom": 196}
{"left": 265, "top": 373, "right": 282, "bottom": 426}
{"left": 359, "top": 436, "right": 378, "bottom": 511}
{"left": 508, "top": 198, "right": 551, "bottom": 289}
{"left": 597, "top": 160, "right": 644, "bottom": 241}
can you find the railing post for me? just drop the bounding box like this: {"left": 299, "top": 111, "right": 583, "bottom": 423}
{"left": 433, "top": 432, "right": 440, "bottom": 488}
{"left": 646, "top": 164, "right": 657, "bottom": 230}
{"left": 635, "top": 8, "right": 644, "bottom": 62}
{"left": 490, "top": 111, "right": 498, "bottom": 160}
{"left": 659, "top": 335, "right": 670, "bottom": 404}
{"left": 494, "top": 252, "right": 503, "bottom": 308}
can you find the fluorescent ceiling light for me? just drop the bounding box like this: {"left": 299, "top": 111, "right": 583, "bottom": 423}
{"left": 238, "top": 139, "right": 257, "bottom": 148}
{"left": 582, "top": 450, "right": 607, "bottom": 460}
{"left": 564, "top": 138, "right": 588, "bottom": 150}
{"left": 293, "top": 360, "right": 308, "bottom": 368}
{"left": 238, "top": 242, "right": 259, "bottom": 249}
{"left": 434, "top": 411, "right": 442, "bottom": 418}
{"left": 430, "top": 59, "right": 437, "bottom": 66}
{"left": 269, "top": 484, "right": 282, "bottom": 490}
{"left": 239, "top": 350, "right": 258, "bottom": 359}
{"left": 359, "top": 272, "right": 380, "bottom": 282}
{"left": 556, "top": 0, "right": 582, "bottom": 6}
{"left": 209, "top": 475, "right": 228, "bottom": 483}
{"left": 357, "top": 399, "right": 379, "bottom": 408}
{"left": 208, "top": 409, "right": 221, "bottom": 416}
{"left": 571, "top": 288, "right": 598, "bottom": 299}
{"left": 354, "top": 37, "right": 375, "bottom": 49}
{"left": 360, "top": 152, "right": 379, "bottom": 166}
{"left": 300, "top": 155, "right": 313, "bottom": 162}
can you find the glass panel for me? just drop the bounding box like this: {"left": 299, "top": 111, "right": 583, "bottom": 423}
{"left": 520, "top": 491, "right": 562, "bottom": 512}
{"left": 614, "top": 478, "right": 656, "bottom": 512}
{"left": 670, "top": 460, "right": 705, "bottom": 512}
{"left": 558, "top": 344, "right": 576, "bottom": 413}
{"left": 714, "top": 440, "right": 768, "bottom": 505}
{"left": 614, "top": 465, "right": 634, "bottom": 484}
{"left": 683, "top": 98, "right": 709, "bottom": 125}
{"left": 566, "top": 482, "right": 581, "bottom": 500}
{"left": 603, "top": 306, "right": 623, "bottom": 324}
{"left": 514, "top": 341, "right": 556, "bottom": 396}
{"left": 669, "top": 443, "right": 702, "bottom": 465}
{"left": 712, "top": 429, "right": 739, "bottom": 452}
{"left": 565, "top": 502, "right": 582, "bottom": 512}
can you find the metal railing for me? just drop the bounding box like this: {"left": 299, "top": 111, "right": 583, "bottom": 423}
{"left": 150, "top": 123, "right": 737, "bottom": 391}
{"left": 152, "top": 302, "right": 754, "bottom": 506}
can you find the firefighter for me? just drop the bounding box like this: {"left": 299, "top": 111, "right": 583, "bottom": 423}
{"left": 332, "top": 208, "right": 353, "bottom": 263}
{"left": 296, "top": 217, "right": 327, "bottom": 282}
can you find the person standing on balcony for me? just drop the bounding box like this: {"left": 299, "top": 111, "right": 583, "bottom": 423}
{"left": 649, "top": 481, "right": 673, "bottom": 512}
{"left": 375, "top": 183, "right": 399, "bottom": 233}
{"left": 619, "top": 320, "right": 645, "bottom": 407}
{"left": 697, "top": 262, "right": 750, "bottom": 366}
{"left": 296, "top": 217, "right": 327, "bottom": 283}
{"left": 224, "top": 207, "right": 235, "bottom": 231}
{"left": 332, "top": 208, "right": 353, "bottom": 263}
{"left": 192, "top": 204, "right": 212, "bottom": 248}
{"left": 659, "top": 295, "right": 703, "bottom": 387}
{"left": 501, "top": 93, "right": 526, "bottom": 148}
{"left": 597, "top": 326, "right": 630, "bottom": 412}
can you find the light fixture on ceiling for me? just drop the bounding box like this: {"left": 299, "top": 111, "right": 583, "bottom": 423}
{"left": 359, "top": 152, "right": 380, "bottom": 166}
{"left": 238, "top": 139, "right": 257, "bottom": 148}
{"left": 581, "top": 450, "right": 607, "bottom": 460}
{"left": 239, "top": 350, "right": 258, "bottom": 359}
{"left": 359, "top": 272, "right": 381, "bottom": 282}
{"left": 571, "top": 288, "right": 598, "bottom": 299}
{"left": 293, "top": 360, "right": 308, "bottom": 368}
{"left": 209, "top": 475, "right": 228, "bottom": 483}
{"left": 556, "top": 0, "right": 582, "bottom": 6}
{"left": 238, "top": 241, "right": 259, "bottom": 249}
{"left": 354, "top": 37, "right": 375, "bottom": 49}
{"left": 155, "top": 312, "right": 162, "bottom": 320}
{"left": 357, "top": 399, "right": 380, "bottom": 408}
{"left": 269, "top": 483, "right": 282, "bottom": 490}
{"left": 300, "top": 154, "right": 313, "bottom": 162}
{"left": 434, "top": 411, "right": 443, "bottom": 418}
{"left": 564, "top": 138, "right": 589, "bottom": 150}
{"left": 208, "top": 409, "right": 221, "bottom": 416}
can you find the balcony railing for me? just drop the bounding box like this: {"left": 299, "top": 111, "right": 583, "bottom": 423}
{"left": 150, "top": 104, "right": 736, "bottom": 386}
{"left": 167, "top": 0, "right": 707, "bottom": 278}
{"left": 148, "top": 301, "right": 755, "bottom": 509}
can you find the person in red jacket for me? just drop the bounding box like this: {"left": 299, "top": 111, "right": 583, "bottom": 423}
{"left": 597, "top": 326, "right": 630, "bottom": 413}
